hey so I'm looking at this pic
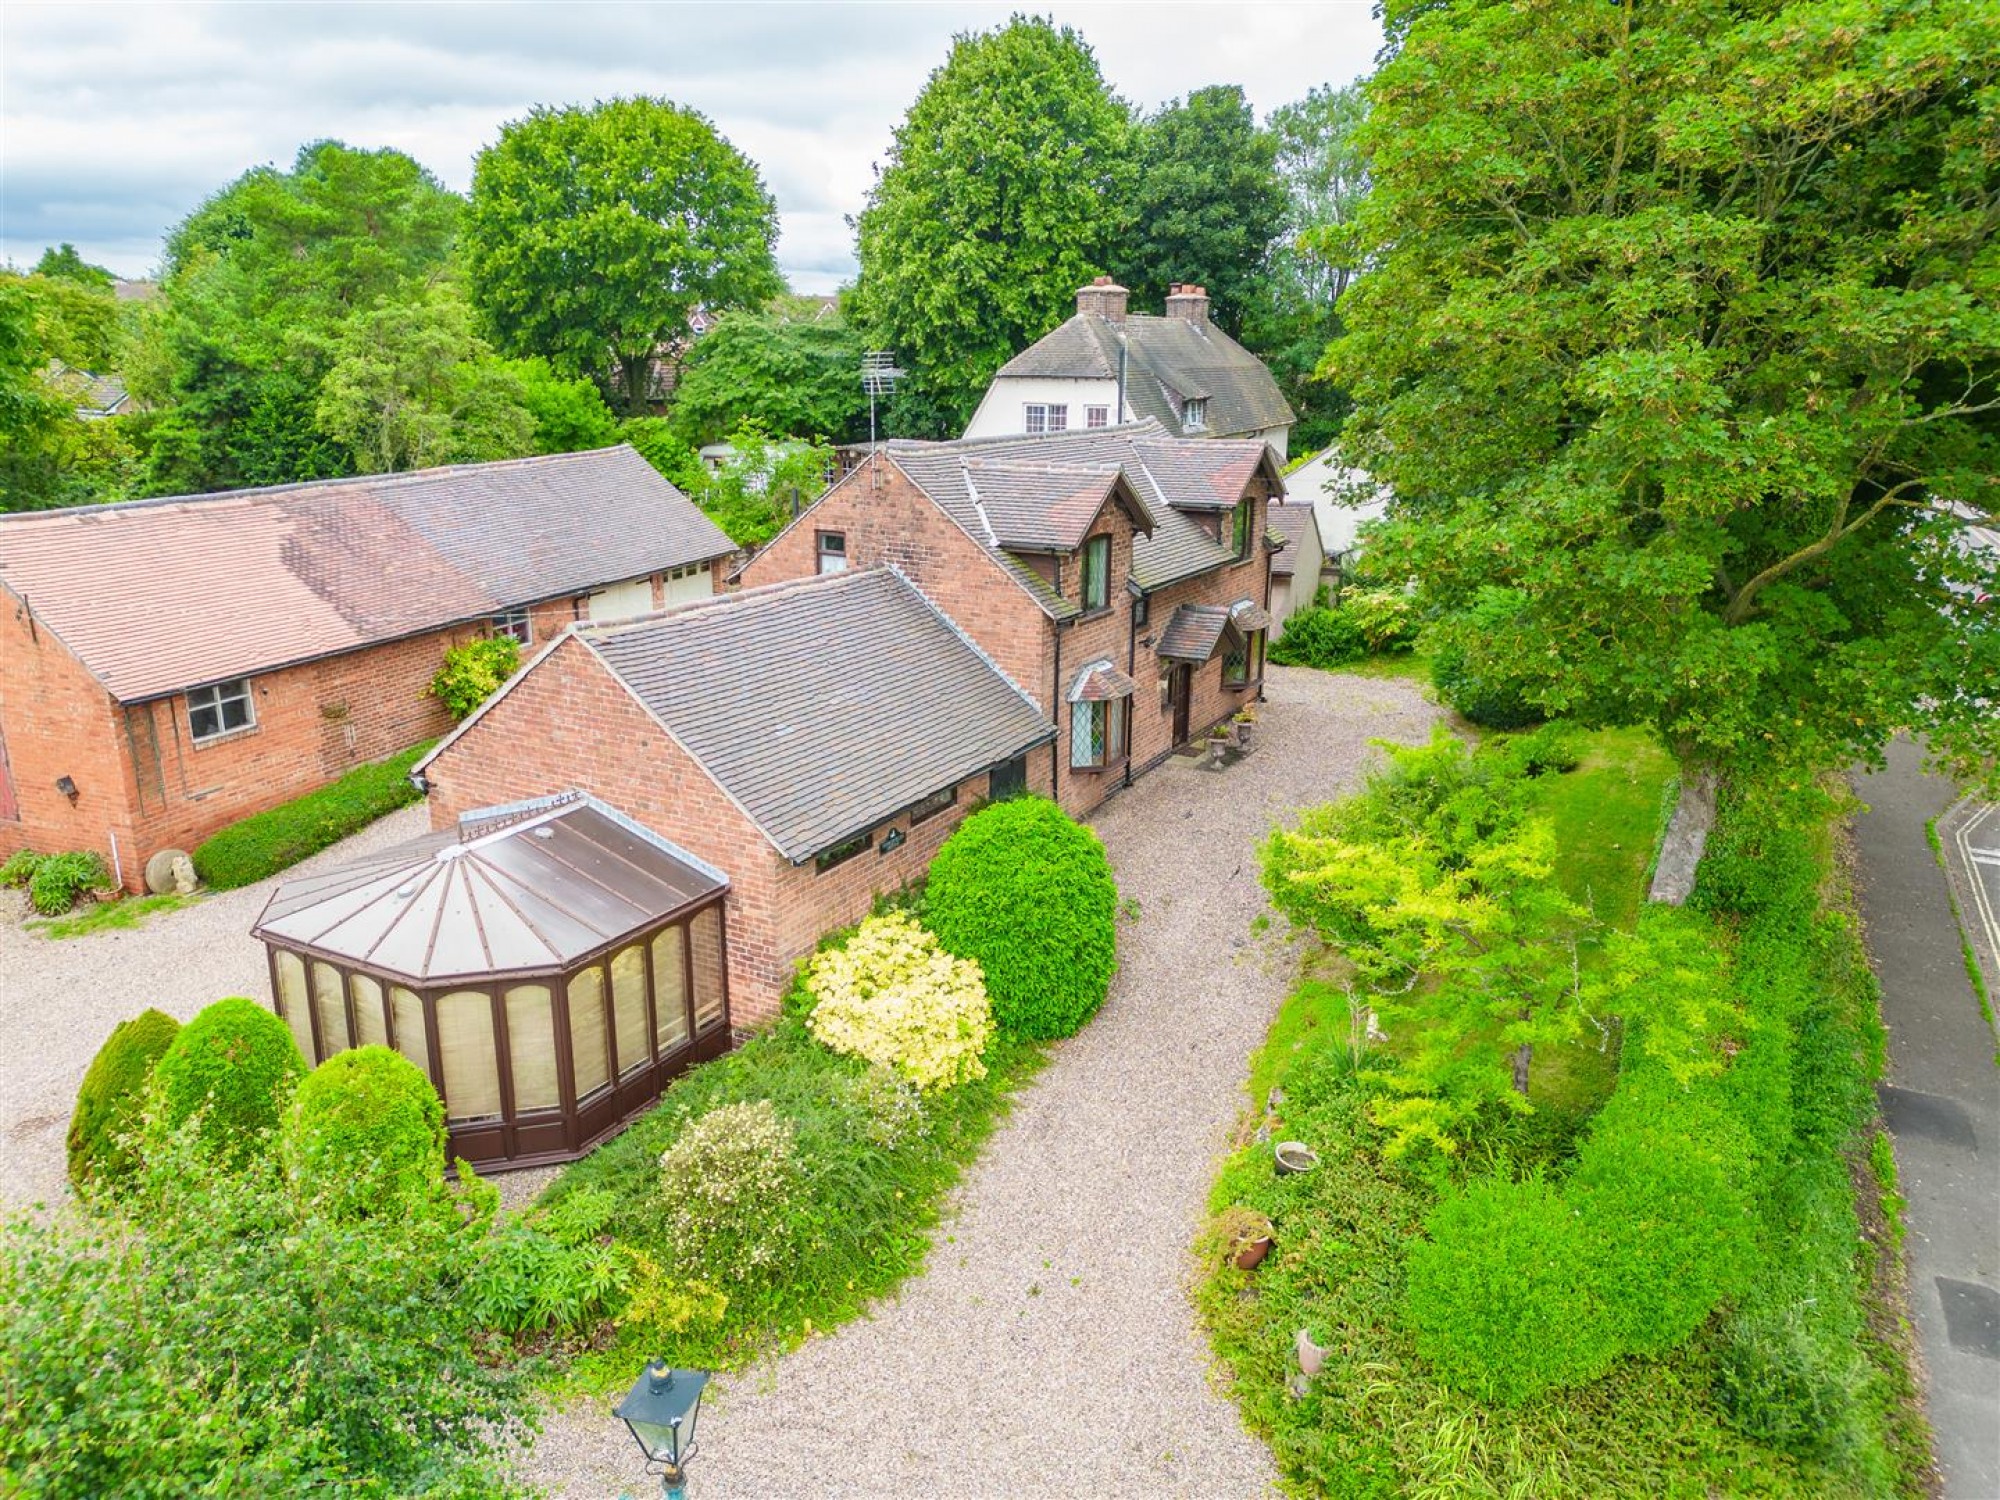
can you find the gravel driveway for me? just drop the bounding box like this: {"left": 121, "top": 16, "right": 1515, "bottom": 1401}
{"left": 524, "top": 665, "right": 1440, "bottom": 1499}
{"left": 0, "top": 803, "right": 431, "bottom": 1210}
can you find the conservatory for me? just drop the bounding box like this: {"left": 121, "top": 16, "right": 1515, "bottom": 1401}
{"left": 251, "top": 792, "right": 732, "bottom": 1169}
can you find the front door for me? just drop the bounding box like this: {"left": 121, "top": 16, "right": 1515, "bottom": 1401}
{"left": 1170, "top": 665, "right": 1192, "bottom": 746}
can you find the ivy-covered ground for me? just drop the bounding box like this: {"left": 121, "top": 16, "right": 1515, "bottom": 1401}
{"left": 1204, "top": 725, "right": 1929, "bottom": 1498}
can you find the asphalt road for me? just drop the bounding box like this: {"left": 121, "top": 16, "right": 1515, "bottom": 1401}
{"left": 1851, "top": 739, "right": 2000, "bottom": 1500}
{"left": 1947, "top": 799, "right": 2000, "bottom": 1000}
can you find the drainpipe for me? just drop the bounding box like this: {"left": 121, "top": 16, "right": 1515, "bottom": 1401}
{"left": 1116, "top": 338, "right": 1128, "bottom": 424}
{"left": 1124, "top": 594, "right": 1138, "bottom": 789}
{"left": 1051, "top": 620, "right": 1062, "bottom": 807}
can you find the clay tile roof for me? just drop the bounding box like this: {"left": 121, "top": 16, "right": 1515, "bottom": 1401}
{"left": 962, "top": 459, "right": 1154, "bottom": 552}
{"left": 578, "top": 567, "right": 1056, "bottom": 863}
{"left": 1067, "top": 658, "right": 1140, "bottom": 703}
{"left": 0, "top": 445, "right": 733, "bottom": 703}
{"left": 252, "top": 793, "right": 727, "bottom": 985}
{"left": 1155, "top": 603, "right": 1232, "bottom": 662}
{"left": 882, "top": 420, "right": 1273, "bottom": 600}
{"left": 993, "top": 312, "right": 1295, "bottom": 438}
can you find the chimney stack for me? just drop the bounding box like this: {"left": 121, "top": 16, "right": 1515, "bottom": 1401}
{"left": 1165, "top": 283, "right": 1210, "bottom": 331}
{"left": 1075, "top": 275, "right": 1129, "bottom": 323}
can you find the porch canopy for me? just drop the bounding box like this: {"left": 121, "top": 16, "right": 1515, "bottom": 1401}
{"left": 253, "top": 791, "right": 731, "bottom": 1170}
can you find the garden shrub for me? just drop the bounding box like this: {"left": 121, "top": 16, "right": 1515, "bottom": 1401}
{"left": 66, "top": 1009, "right": 181, "bottom": 1194}
{"left": 150, "top": 996, "right": 305, "bottom": 1163}
{"left": 429, "top": 635, "right": 521, "bottom": 720}
{"left": 1569, "top": 1077, "right": 1756, "bottom": 1355}
{"left": 0, "top": 849, "right": 45, "bottom": 887}
{"left": 657, "top": 1099, "right": 803, "bottom": 1286}
{"left": 805, "top": 910, "right": 994, "bottom": 1090}
{"left": 1267, "top": 604, "right": 1367, "bottom": 668}
{"left": 26, "top": 850, "right": 110, "bottom": 915}
{"left": 191, "top": 743, "right": 429, "bottom": 890}
{"left": 924, "top": 797, "right": 1118, "bottom": 1040}
{"left": 1341, "top": 586, "right": 1420, "bottom": 653}
{"left": 282, "top": 1046, "right": 446, "bottom": 1221}
{"left": 1487, "top": 720, "right": 1585, "bottom": 778}
{"left": 465, "top": 1189, "right": 633, "bottom": 1337}
{"left": 1430, "top": 587, "right": 1543, "bottom": 728}
{"left": 1403, "top": 1171, "right": 1619, "bottom": 1405}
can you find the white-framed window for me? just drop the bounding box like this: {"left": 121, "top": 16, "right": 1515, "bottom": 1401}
{"left": 1085, "top": 404, "right": 1110, "bottom": 429}
{"left": 186, "top": 678, "right": 254, "bottom": 743}
{"left": 1025, "top": 403, "right": 1069, "bottom": 435}
{"left": 817, "top": 531, "right": 848, "bottom": 574}
{"left": 1070, "top": 696, "right": 1130, "bottom": 769}
{"left": 1182, "top": 397, "right": 1208, "bottom": 433}
{"left": 490, "top": 607, "right": 531, "bottom": 646}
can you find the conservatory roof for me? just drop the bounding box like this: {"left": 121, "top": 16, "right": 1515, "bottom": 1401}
{"left": 251, "top": 792, "right": 726, "bottom": 985}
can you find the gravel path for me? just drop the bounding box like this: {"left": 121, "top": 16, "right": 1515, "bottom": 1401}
{"left": 0, "top": 803, "right": 431, "bottom": 1210}
{"left": 523, "top": 666, "right": 1440, "bottom": 1499}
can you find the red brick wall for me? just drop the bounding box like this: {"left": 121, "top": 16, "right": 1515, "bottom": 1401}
{"left": 0, "top": 586, "right": 137, "bottom": 879}
{"left": 736, "top": 454, "right": 1051, "bottom": 706}
{"left": 422, "top": 636, "right": 1042, "bottom": 1026}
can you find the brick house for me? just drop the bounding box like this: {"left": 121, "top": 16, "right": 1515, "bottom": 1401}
{"left": 962, "top": 280, "right": 1296, "bottom": 458}
{"left": 734, "top": 419, "right": 1287, "bottom": 821}
{"left": 0, "top": 445, "right": 733, "bottom": 887}
{"left": 413, "top": 566, "right": 1057, "bottom": 1034}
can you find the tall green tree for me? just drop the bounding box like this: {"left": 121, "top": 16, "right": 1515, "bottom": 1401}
{"left": 0, "top": 274, "right": 136, "bottom": 510}
{"left": 31, "top": 244, "right": 115, "bottom": 292}
{"left": 668, "top": 305, "right": 867, "bottom": 446}
{"left": 1114, "top": 85, "right": 1285, "bottom": 335}
{"left": 463, "top": 98, "right": 781, "bottom": 415}
{"left": 852, "top": 16, "right": 1135, "bottom": 435}
{"left": 134, "top": 141, "right": 462, "bottom": 493}
{"left": 1246, "top": 82, "right": 1370, "bottom": 451}
{"left": 1333, "top": 0, "right": 2000, "bottom": 890}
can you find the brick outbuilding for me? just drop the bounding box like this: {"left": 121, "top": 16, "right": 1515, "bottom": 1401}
{"left": 0, "top": 445, "right": 732, "bottom": 887}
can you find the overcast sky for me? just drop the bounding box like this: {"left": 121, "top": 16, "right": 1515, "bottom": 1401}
{"left": 1, "top": 1, "right": 1381, "bottom": 291}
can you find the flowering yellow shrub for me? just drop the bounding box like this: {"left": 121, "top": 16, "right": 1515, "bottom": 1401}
{"left": 806, "top": 912, "right": 994, "bottom": 1091}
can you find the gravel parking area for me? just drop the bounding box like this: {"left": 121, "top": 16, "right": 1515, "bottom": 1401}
{"left": 523, "top": 665, "right": 1440, "bottom": 1499}
{"left": 0, "top": 804, "right": 431, "bottom": 1210}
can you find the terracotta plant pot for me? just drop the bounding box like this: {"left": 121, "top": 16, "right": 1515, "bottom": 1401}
{"left": 1233, "top": 1235, "right": 1275, "bottom": 1271}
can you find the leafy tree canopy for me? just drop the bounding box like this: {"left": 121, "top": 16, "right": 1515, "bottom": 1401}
{"left": 0, "top": 274, "right": 137, "bottom": 510}
{"left": 1334, "top": 0, "right": 2000, "bottom": 798}
{"left": 1115, "top": 85, "right": 1286, "bottom": 336}
{"left": 669, "top": 303, "right": 867, "bottom": 446}
{"left": 852, "top": 16, "right": 1135, "bottom": 435}
{"left": 464, "top": 98, "right": 782, "bottom": 414}
{"left": 31, "top": 243, "right": 115, "bottom": 291}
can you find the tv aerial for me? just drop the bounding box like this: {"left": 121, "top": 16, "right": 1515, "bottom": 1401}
{"left": 861, "top": 352, "right": 904, "bottom": 445}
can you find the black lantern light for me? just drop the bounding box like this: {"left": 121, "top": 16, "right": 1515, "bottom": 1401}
{"left": 616, "top": 1361, "right": 709, "bottom": 1499}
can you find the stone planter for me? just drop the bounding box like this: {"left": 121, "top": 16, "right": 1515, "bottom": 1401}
{"left": 1207, "top": 735, "right": 1229, "bottom": 769}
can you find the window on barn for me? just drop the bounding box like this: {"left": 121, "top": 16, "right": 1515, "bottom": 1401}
{"left": 490, "top": 608, "right": 531, "bottom": 646}
{"left": 815, "top": 832, "right": 873, "bottom": 872}
{"left": 1071, "top": 696, "right": 1130, "bottom": 769}
{"left": 186, "top": 678, "right": 254, "bottom": 743}
{"left": 909, "top": 785, "right": 956, "bottom": 824}
{"left": 817, "top": 531, "right": 848, "bottom": 574}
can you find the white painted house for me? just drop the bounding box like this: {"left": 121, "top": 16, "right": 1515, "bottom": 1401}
{"left": 1282, "top": 446, "right": 1388, "bottom": 572}
{"left": 963, "top": 279, "right": 1295, "bottom": 459}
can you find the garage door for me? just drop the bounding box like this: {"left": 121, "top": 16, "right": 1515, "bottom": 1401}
{"left": 586, "top": 578, "right": 654, "bottom": 622}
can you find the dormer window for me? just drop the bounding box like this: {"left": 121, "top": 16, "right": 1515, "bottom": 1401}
{"left": 1085, "top": 404, "right": 1110, "bottom": 429}
{"left": 1081, "top": 535, "right": 1111, "bottom": 612}
{"left": 1182, "top": 398, "right": 1207, "bottom": 433}
{"left": 1025, "top": 403, "right": 1069, "bottom": 435}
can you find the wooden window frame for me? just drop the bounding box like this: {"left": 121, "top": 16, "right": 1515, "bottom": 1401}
{"left": 816, "top": 531, "right": 848, "bottom": 575}
{"left": 1070, "top": 696, "right": 1130, "bottom": 771}
{"left": 186, "top": 678, "right": 254, "bottom": 744}
{"left": 1080, "top": 534, "right": 1111, "bottom": 613}
{"left": 490, "top": 608, "right": 531, "bottom": 646}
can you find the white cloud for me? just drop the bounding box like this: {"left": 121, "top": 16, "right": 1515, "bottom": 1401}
{"left": 0, "top": 0, "right": 1381, "bottom": 290}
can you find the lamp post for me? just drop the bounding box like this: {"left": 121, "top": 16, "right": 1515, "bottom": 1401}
{"left": 616, "top": 1361, "right": 709, "bottom": 1500}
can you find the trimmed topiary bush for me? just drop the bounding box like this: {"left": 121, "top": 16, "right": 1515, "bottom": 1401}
{"left": 805, "top": 911, "right": 993, "bottom": 1091}
{"left": 923, "top": 796, "right": 1118, "bottom": 1040}
{"left": 191, "top": 744, "right": 429, "bottom": 890}
{"left": 67, "top": 1009, "right": 181, "bottom": 1193}
{"left": 282, "top": 1045, "right": 447, "bottom": 1220}
{"left": 1403, "top": 1171, "right": 1619, "bottom": 1405}
{"left": 150, "top": 997, "right": 306, "bottom": 1163}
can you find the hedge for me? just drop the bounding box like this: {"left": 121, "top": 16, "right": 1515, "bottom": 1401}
{"left": 151, "top": 997, "right": 306, "bottom": 1163}
{"left": 192, "top": 743, "right": 431, "bottom": 890}
{"left": 282, "top": 1046, "right": 447, "bottom": 1221}
{"left": 67, "top": 1009, "right": 181, "bottom": 1194}
{"left": 924, "top": 797, "right": 1118, "bottom": 1040}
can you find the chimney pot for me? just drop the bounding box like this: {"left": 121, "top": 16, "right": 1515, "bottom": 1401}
{"left": 1076, "top": 277, "right": 1129, "bottom": 323}
{"left": 1164, "top": 282, "right": 1211, "bottom": 331}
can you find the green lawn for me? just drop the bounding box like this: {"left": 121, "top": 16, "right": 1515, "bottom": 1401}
{"left": 1522, "top": 725, "right": 1676, "bottom": 930}
{"left": 28, "top": 891, "right": 194, "bottom": 939}
{"left": 1325, "top": 649, "right": 1432, "bottom": 683}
